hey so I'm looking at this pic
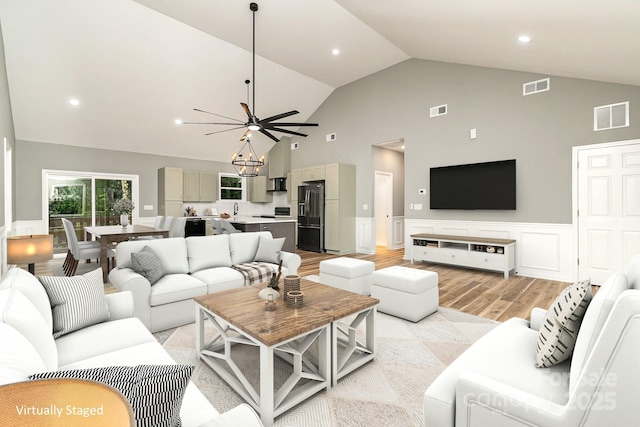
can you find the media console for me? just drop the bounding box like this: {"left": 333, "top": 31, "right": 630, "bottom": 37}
{"left": 411, "top": 233, "right": 516, "bottom": 279}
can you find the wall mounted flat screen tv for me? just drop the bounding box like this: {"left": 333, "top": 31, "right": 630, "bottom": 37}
{"left": 430, "top": 159, "right": 516, "bottom": 210}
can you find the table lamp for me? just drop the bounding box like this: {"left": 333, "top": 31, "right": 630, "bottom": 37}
{"left": 7, "top": 234, "right": 54, "bottom": 275}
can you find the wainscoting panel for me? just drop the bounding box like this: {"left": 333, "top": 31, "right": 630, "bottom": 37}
{"left": 355, "top": 217, "right": 375, "bottom": 254}
{"left": 404, "top": 219, "right": 573, "bottom": 282}
{"left": 391, "top": 216, "right": 404, "bottom": 250}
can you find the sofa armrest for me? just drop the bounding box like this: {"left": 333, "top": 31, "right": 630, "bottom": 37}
{"left": 279, "top": 251, "right": 301, "bottom": 276}
{"left": 455, "top": 371, "right": 568, "bottom": 427}
{"left": 104, "top": 291, "right": 134, "bottom": 320}
{"left": 108, "top": 267, "right": 152, "bottom": 329}
{"left": 529, "top": 307, "right": 547, "bottom": 331}
{"left": 198, "top": 403, "right": 263, "bottom": 427}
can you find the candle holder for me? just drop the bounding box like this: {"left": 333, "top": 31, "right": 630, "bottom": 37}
{"left": 286, "top": 290, "right": 303, "bottom": 309}
{"left": 265, "top": 293, "right": 276, "bottom": 311}
{"left": 283, "top": 275, "right": 300, "bottom": 295}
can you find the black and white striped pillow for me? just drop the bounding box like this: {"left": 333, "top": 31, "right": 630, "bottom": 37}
{"left": 536, "top": 279, "right": 592, "bottom": 368}
{"left": 30, "top": 364, "right": 194, "bottom": 427}
{"left": 38, "top": 268, "right": 110, "bottom": 339}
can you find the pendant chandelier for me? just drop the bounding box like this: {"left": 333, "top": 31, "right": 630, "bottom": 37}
{"left": 231, "top": 136, "right": 264, "bottom": 177}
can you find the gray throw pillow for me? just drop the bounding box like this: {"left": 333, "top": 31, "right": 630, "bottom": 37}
{"left": 131, "top": 245, "right": 166, "bottom": 285}
{"left": 536, "top": 279, "right": 592, "bottom": 368}
{"left": 254, "top": 236, "right": 285, "bottom": 264}
{"left": 38, "top": 268, "right": 110, "bottom": 339}
{"left": 30, "top": 364, "right": 193, "bottom": 427}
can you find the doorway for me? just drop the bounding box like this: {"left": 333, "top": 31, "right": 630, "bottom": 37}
{"left": 374, "top": 171, "right": 393, "bottom": 247}
{"left": 574, "top": 139, "right": 640, "bottom": 284}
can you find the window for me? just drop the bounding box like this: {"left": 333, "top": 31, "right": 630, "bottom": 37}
{"left": 218, "top": 173, "right": 245, "bottom": 201}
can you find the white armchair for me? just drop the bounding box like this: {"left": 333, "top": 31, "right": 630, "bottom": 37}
{"left": 424, "top": 254, "right": 640, "bottom": 427}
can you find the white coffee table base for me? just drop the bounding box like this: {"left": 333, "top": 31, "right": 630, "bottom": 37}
{"left": 195, "top": 306, "right": 331, "bottom": 427}
{"left": 332, "top": 307, "right": 376, "bottom": 386}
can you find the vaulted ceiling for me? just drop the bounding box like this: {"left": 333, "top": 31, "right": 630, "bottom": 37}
{"left": 1, "top": 0, "right": 638, "bottom": 162}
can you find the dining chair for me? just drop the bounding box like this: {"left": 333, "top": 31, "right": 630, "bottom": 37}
{"left": 61, "top": 218, "right": 100, "bottom": 273}
{"left": 62, "top": 218, "right": 115, "bottom": 276}
{"left": 172, "top": 217, "right": 187, "bottom": 238}
{"left": 163, "top": 216, "right": 175, "bottom": 235}
{"left": 135, "top": 215, "right": 165, "bottom": 240}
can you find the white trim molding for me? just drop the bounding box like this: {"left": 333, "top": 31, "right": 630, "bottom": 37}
{"left": 355, "top": 217, "right": 375, "bottom": 254}
{"left": 405, "top": 219, "right": 573, "bottom": 282}
{"left": 390, "top": 216, "right": 404, "bottom": 250}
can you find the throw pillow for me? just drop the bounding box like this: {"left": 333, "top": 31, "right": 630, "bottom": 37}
{"left": 536, "top": 279, "right": 592, "bottom": 368}
{"left": 38, "top": 268, "right": 110, "bottom": 339}
{"left": 254, "top": 236, "right": 285, "bottom": 264}
{"left": 131, "top": 245, "right": 166, "bottom": 285}
{"left": 29, "top": 364, "right": 193, "bottom": 427}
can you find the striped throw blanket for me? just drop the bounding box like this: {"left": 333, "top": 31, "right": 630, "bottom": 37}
{"left": 231, "top": 262, "right": 276, "bottom": 286}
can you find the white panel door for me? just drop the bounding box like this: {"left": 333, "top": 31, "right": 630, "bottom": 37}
{"left": 577, "top": 141, "right": 640, "bottom": 283}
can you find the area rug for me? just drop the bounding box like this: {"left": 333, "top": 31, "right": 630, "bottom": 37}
{"left": 155, "top": 307, "right": 498, "bottom": 427}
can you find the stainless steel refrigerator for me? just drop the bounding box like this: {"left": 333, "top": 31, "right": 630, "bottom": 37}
{"left": 297, "top": 183, "right": 324, "bottom": 252}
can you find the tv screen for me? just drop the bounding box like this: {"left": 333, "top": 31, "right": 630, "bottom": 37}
{"left": 430, "top": 159, "right": 516, "bottom": 210}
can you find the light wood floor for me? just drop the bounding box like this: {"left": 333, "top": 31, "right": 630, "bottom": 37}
{"left": 34, "top": 246, "right": 578, "bottom": 322}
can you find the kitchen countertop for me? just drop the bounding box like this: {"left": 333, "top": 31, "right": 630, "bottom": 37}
{"left": 229, "top": 217, "right": 297, "bottom": 224}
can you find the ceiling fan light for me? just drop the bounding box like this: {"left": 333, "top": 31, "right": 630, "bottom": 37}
{"left": 248, "top": 124, "right": 260, "bottom": 131}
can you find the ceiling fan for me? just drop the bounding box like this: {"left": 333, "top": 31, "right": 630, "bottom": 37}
{"left": 183, "top": 2, "right": 318, "bottom": 142}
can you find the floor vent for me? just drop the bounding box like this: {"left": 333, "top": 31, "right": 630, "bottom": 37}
{"left": 523, "top": 78, "right": 550, "bottom": 96}
{"left": 430, "top": 104, "right": 447, "bottom": 118}
{"left": 594, "top": 101, "right": 629, "bottom": 131}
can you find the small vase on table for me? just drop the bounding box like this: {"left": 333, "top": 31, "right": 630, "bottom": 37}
{"left": 120, "top": 214, "right": 129, "bottom": 227}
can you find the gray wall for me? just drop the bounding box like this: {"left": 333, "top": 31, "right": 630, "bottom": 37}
{"left": 292, "top": 58, "right": 640, "bottom": 224}
{"left": 14, "top": 140, "right": 237, "bottom": 220}
{"left": 0, "top": 23, "right": 16, "bottom": 228}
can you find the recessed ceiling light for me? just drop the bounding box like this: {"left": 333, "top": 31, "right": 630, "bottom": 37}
{"left": 332, "top": 48, "right": 340, "bottom": 55}
{"left": 517, "top": 35, "right": 532, "bottom": 43}
{"left": 69, "top": 98, "right": 80, "bottom": 106}
{"left": 174, "top": 119, "right": 183, "bottom": 125}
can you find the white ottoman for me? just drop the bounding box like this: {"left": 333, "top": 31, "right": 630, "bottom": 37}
{"left": 371, "top": 266, "right": 439, "bottom": 322}
{"left": 319, "top": 257, "right": 375, "bottom": 295}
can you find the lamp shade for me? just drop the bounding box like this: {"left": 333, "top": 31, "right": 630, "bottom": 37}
{"left": 7, "top": 235, "right": 54, "bottom": 265}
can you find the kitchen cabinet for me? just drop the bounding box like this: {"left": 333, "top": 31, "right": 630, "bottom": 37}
{"left": 301, "top": 165, "right": 325, "bottom": 182}
{"left": 268, "top": 136, "right": 291, "bottom": 179}
{"left": 199, "top": 172, "right": 217, "bottom": 202}
{"left": 248, "top": 176, "right": 273, "bottom": 203}
{"left": 183, "top": 170, "right": 217, "bottom": 202}
{"left": 325, "top": 163, "right": 355, "bottom": 200}
{"left": 158, "top": 167, "right": 183, "bottom": 216}
{"left": 288, "top": 168, "right": 302, "bottom": 203}
{"left": 323, "top": 163, "right": 356, "bottom": 254}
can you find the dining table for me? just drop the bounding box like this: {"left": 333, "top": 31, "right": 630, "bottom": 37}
{"left": 84, "top": 224, "right": 169, "bottom": 282}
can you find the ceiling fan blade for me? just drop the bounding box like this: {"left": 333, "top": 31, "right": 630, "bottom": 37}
{"left": 240, "top": 103, "right": 253, "bottom": 119}
{"left": 204, "top": 126, "right": 246, "bottom": 136}
{"left": 266, "top": 122, "right": 319, "bottom": 127}
{"left": 182, "top": 121, "right": 242, "bottom": 126}
{"left": 239, "top": 129, "right": 251, "bottom": 141}
{"left": 193, "top": 108, "right": 244, "bottom": 123}
{"left": 259, "top": 128, "right": 280, "bottom": 142}
{"left": 267, "top": 127, "right": 308, "bottom": 137}
{"left": 260, "top": 110, "right": 299, "bottom": 123}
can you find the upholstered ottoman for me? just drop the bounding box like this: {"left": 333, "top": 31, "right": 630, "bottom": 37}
{"left": 371, "top": 266, "right": 439, "bottom": 322}
{"left": 319, "top": 257, "right": 375, "bottom": 295}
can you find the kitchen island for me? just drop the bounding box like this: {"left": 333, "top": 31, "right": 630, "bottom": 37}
{"left": 230, "top": 217, "right": 297, "bottom": 253}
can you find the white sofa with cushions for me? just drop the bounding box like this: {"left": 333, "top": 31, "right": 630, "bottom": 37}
{"left": 108, "top": 231, "right": 301, "bottom": 332}
{"left": 423, "top": 254, "right": 640, "bottom": 427}
{"left": 0, "top": 267, "right": 262, "bottom": 426}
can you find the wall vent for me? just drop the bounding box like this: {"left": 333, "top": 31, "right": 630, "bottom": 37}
{"left": 523, "top": 78, "right": 550, "bottom": 96}
{"left": 430, "top": 104, "right": 447, "bottom": 118}
{"left": 326, "top": 133, "right": 336, "bottom": 142}
{"left": 594, "top": 101, "right": 629, "bottom": 131}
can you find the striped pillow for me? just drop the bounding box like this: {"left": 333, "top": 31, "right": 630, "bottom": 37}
{"left": 30, "top": 364, "right": 193, "bottom": 427}
{"left": 38, "top": 268, "right": 110, "bottom": 339}
{"left": 536, "top": 279, "right": 592, "bottom": 368}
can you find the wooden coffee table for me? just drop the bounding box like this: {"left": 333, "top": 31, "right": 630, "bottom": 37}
{"left": 194, "top": 279, "right": 378, "bottom": 426}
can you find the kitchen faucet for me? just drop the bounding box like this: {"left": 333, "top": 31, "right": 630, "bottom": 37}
{"left": 233, "top": 202, "right": 239, "bottom": 217}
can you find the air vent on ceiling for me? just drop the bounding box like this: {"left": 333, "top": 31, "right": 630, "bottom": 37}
{"left": 326, "top": 133, "right": 336, "bottom": 142}
{"left": 430, "top": 104, "right": 447, "bottom": 118}
{"left": 594, "top": 101, "right": 629, "bottom": 131}
{"left": 523, "top": 78, "right": 550, "bottom": 96}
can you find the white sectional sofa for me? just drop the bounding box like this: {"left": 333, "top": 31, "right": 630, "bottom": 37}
{"left": 0, "top": 267, "right": 262, "bottom": 426}
{"left": 423, "top": 254, "right": 640, "bottom": 427}
{"left": 109, "top": 231, "right": 301, "bottom": 333}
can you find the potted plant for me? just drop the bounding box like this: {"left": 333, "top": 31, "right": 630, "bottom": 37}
{"left": 112, "top": 198, "right": 134, "bottom": 227}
